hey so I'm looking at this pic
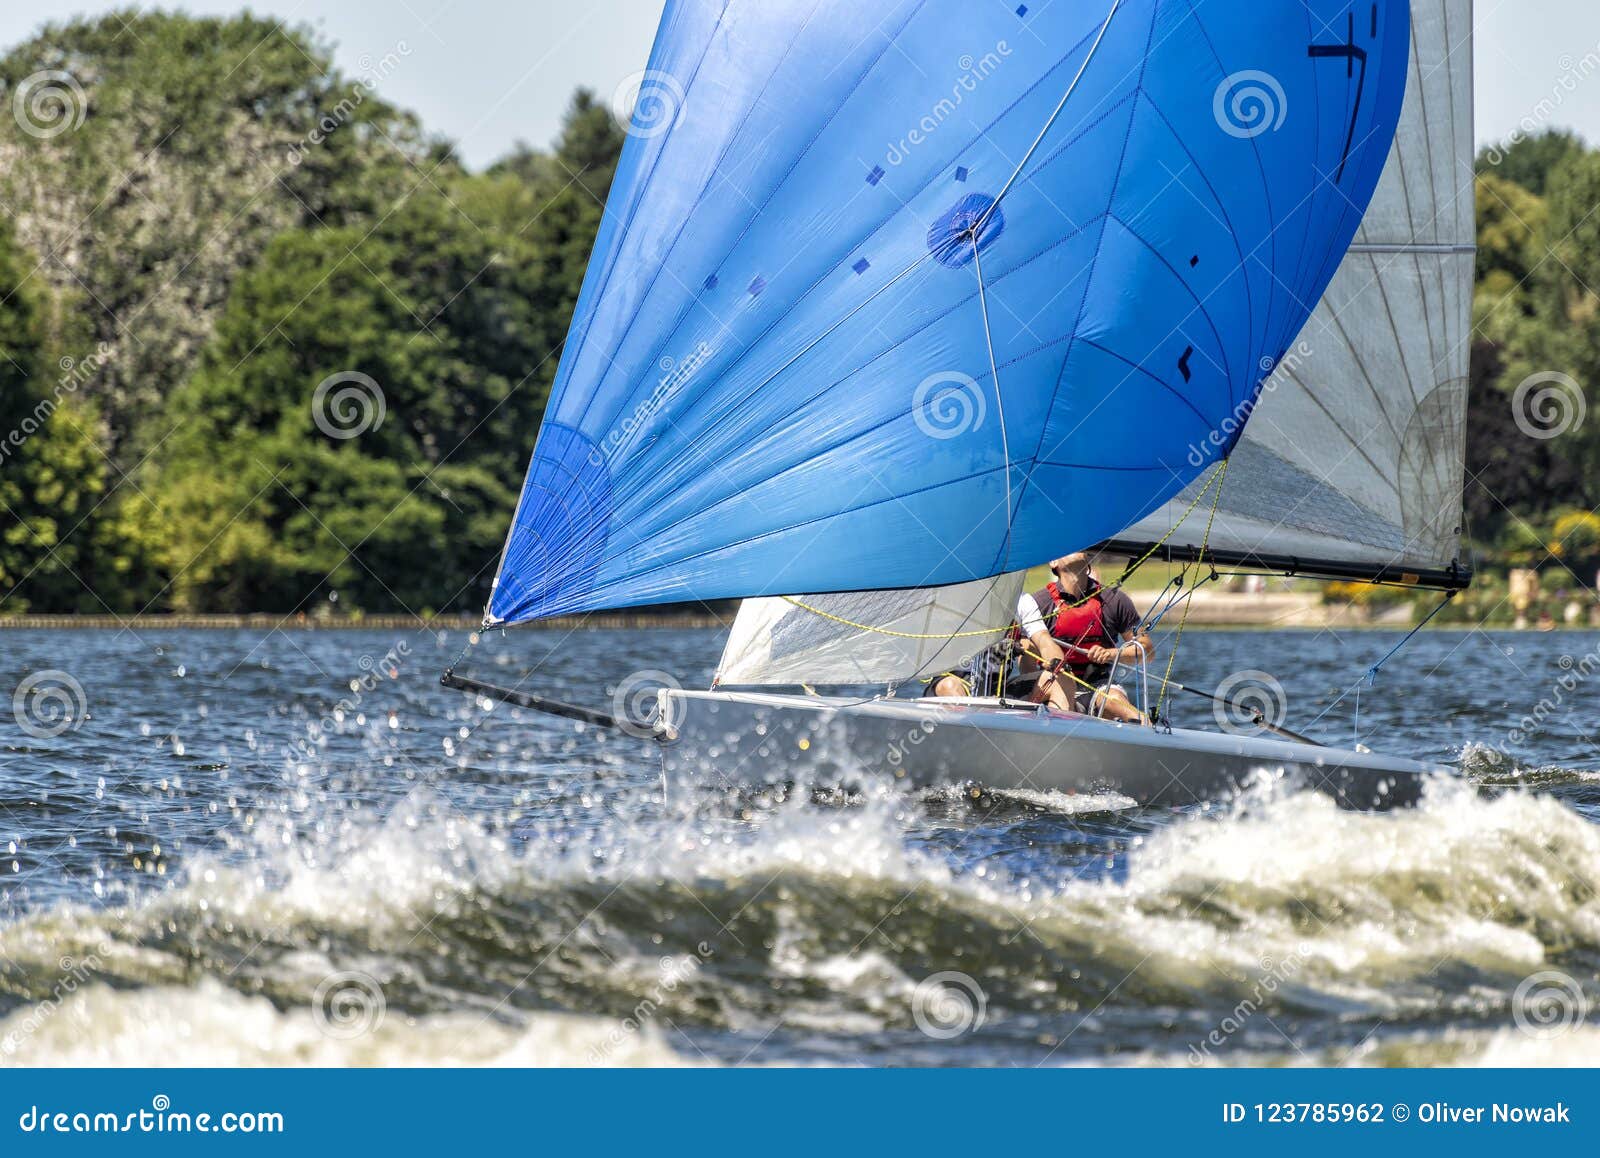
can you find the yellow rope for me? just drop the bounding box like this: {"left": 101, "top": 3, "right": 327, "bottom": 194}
{"left": 1153, "top": 455, "right": 1230, "bottom": 721}
{"left": 1016, "top": 642, "right": 1123, "bottom": 699}
{"left": 778, "top": 459, "right": 1232, "bottom": 641}
{"left": 932, "top": 640, "right": 1124, "bottom": 707}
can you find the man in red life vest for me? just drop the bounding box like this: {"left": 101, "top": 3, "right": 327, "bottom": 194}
{"left": 930, "top": 553, "right": 1151, "bottom": 722}
{"left": 1018, "top": 552, "right": 1151, "bottom": 721}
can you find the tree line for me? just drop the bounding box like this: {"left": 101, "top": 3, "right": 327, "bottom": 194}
{"left": 0, "top": 12, "right": 619, "bottom": 615}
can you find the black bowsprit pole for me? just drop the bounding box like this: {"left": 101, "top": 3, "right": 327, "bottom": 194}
{"left": 441, "top": 669, "right": 624, "bottom": 730}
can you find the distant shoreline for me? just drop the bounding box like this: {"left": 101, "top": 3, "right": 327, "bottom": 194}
{"left": 0, "top": 613, "right": 1589, "bottom": 633}
{"left": 0, "top": 612, "right": 734, "bottom": 631}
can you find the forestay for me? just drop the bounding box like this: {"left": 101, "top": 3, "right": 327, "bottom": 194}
{"left": 1109, "top": 0, "right": 1475, "bottom": 587}
{"left": 487, "top": 0, "right": 1411, "bottom": 624}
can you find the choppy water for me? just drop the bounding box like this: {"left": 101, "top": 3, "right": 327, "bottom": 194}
{"left": 3, "top": 625, "right": 1599, "bottom": 1067}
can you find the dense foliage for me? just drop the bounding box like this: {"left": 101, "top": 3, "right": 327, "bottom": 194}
{"left": 1470, "top": 135, "right": 1600, "bottom": 589}
{"left": 0, "top": 14, "right": 621, "bottom": 614}
{"left": 0, "top": 12, "right": 1594, "bottom": 614}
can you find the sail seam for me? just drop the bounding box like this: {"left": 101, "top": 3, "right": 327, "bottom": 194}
{"left": 977, "top": 0, "right": 1125, "bottom": 231}
{"left": 577, "top": 0, "right": 926, "bottom": 439}
{"left": 592, "top": 14, "right": 1119, "bottom": 450}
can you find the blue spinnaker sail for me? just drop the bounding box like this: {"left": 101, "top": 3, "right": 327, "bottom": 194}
{"left": 490, "top": 0, "right": 1409, "bottom": 624}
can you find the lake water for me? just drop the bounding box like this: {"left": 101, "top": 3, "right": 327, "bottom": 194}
{"left": 2, "top": 625, "right": 1598, "bottom": 1066}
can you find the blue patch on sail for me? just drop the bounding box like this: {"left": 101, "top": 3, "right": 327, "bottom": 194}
{"left": 488, "top": 424, "right": 612, "bottom": 623}
{"left": 926, "top": 193, "right": 1004, "bottom": 268}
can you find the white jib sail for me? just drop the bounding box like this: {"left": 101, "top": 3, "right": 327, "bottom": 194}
{"left": 1114, "top": 0, "right": 1475, "bottom": 579}
{"left": 715, "top": 574, "right": 1027, "bottom": 688}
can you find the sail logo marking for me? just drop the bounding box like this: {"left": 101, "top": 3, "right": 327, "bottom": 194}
{"left": 1308, "top": 8, "right": 1374, "bottom": 182}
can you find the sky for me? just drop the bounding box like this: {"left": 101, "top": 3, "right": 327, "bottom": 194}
{"left": 1, "top": 1, "right": 1598, "bottom": 169}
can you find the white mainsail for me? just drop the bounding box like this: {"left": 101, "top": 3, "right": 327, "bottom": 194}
{"left": 717, "top": 0, "right": 1471, "bottom": 686}
{"left": 1111, "top": 0, "right": 1475, "bottom": 584}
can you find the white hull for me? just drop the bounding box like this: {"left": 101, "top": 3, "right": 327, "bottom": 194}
{"left": 656, "top": 690, "right": 1446, "bottom": 811}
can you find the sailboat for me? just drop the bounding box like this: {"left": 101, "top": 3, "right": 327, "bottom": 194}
{"left": 446, "top": 0, "right": 1474, "bottom": 811}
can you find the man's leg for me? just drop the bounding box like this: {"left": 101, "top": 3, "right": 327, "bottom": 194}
{"left": 1092, "top": 685, "right": 1149, "bottom": 724}
{"left": 1031, "top": 671, "right": 1075, "bottom": 711}
{"left": 930, "top": 675, "right": 971, "bottom": 697}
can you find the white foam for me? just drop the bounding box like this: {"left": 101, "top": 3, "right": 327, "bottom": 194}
{"left": 0, "top": 980, "right": 696, "bottom": 1068}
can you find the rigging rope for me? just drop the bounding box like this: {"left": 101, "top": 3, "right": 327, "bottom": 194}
{"left": 1153, "top": 454, "right": 1230, "bottom": 722}
{"left": 970, "top": 235, "right": 1014, "bottom": 556}
{"left": 1302, "top": 589, "right": 1460, "bottom": 738}
{"left": 1362, "top": 588, "right": 1459, "bottom": 686}
{"left": 976, "top": 0, "right": 1125, "bottom": 233}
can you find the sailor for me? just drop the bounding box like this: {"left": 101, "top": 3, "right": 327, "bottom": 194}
{"left": 929, "top": 554, "right": 1150, "bottom": 722}
{"left": 1015, "top": 553, "right": 1151, "bottom": 721}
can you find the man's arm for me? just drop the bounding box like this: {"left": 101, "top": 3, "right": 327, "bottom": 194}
{"left": 1030, "top": 631, "right": 1067, "bottom": 666}
{"left": 1084, "top": 592, "right": 1151, "bottom": 665}
{"left": 1081, "top": 633, "right": 1148, "bottom": 665}
{"left": 1015, "top": 591, "right": 1066, "bottom": 685}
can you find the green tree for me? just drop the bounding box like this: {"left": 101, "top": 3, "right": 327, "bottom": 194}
{"left": 135, "top": 91, "right": 626, "bottom": 614}
{"left": 1476, "top": 128, "right": 1586, "bottom": 196}
{"left": 0, "top": 220, "right": 150, "bottom": 611}
{"left": 0, "top": 10, "right": 448, "bottom": 462}
{"left": 0, "top": 219, "right": 47, "bottom": 605}
{"left": 488, "top": 90, "right": 626, "bottom": 307}
{"left": 1472, "top": 151, "right": 1600, "bottom": 562}
{"left": 1473, "top": 172, "right": 1546, "bottom": 339}
{"left": 145, "top": 181, "right": 577, "bottom": 612}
